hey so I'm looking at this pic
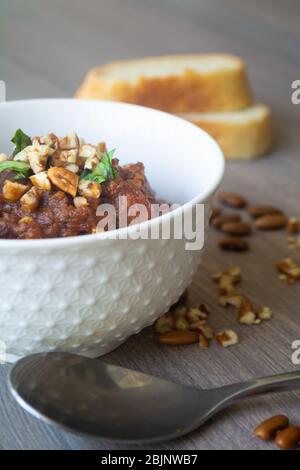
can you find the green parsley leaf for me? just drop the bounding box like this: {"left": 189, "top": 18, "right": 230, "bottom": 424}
{"left": 11, "top": 129, "right": 32, "bottom": 156}
{"left": 83, "top": 149, "right": 117, "bottom": 184}
{"left": 0, "top": 160, "right": 31, "bottom": 179}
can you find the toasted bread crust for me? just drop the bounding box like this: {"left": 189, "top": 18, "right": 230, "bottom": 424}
{"left": 179, "top": 104, "right": 272, "bottom": 160}
{"left": 75, "top": 55, "right": 252, "bottom": 112}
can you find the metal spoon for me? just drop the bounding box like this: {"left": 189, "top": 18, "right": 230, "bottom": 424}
{"left": 8, "top": 352, "right": 300, "bottom": 443}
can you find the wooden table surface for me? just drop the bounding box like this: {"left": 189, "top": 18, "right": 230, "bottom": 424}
{"left": 1, "top": 0, "right": 300, "bottom": 450}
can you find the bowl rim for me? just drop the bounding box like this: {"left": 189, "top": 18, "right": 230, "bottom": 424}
{"left": 0, "top": 98, "right": 225, "bottom": 249}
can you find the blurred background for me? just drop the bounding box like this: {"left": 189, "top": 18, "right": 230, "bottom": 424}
{"left": 0, "top": 0, "right": 298, "bottom": 110}
{"left": 1, "top": 0, "right": 299, "bottom": 167}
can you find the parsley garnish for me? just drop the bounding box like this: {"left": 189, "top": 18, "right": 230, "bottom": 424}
{"left": 83, "top": 149, "right": 117, "bottom": 184}
{"left": 0, "top": 160, "right": 31, "bottom": 179}
{"left": 11, "top": 129, "right": 32, "bottom": 156}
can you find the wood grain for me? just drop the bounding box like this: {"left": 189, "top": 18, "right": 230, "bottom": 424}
{"left": 1, "top": 0, "right": 300, "bottom": 450}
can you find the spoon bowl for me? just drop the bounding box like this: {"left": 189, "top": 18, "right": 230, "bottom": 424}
{"left": 8, "top": 352, "right": 300, "bottom": 443}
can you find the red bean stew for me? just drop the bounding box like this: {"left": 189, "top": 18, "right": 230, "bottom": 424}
{"left": 0, "top": 130, "right": 162, "bottom": 239}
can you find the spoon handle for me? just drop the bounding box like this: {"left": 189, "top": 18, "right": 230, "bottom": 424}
{"left": 214, "top": 371, "right": 300, "bottom": 406}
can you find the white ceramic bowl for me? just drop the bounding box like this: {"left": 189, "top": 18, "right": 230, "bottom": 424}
{"left": 0, "top": 99, "right": 224, "bottom": 362}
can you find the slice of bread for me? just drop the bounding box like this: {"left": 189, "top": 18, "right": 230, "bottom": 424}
{"left": 177, "top": 103, "right": 272, "bottom": 160}
{"left": 75, "top": 54, "right": 252, "bottom": 113}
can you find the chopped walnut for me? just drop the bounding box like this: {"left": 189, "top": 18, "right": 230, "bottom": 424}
{"left": 41, "top": 133, "right": 60, "bottom": 149}
{"left": 79, "top": 144, "right": 97, "bottom": 160}
{"left": 186, "top": 319, "right": 214, "bottom": 338}
{"left": 3, "top": 180, "right": 28, "bottom": 202}
{"left": 30, "top": 171, "right": 52, "bottom": 191}
{"left": 84, "top": 156, "right": 100, "bottom": 171}
{"left": 28, "top": 152, "right": 48, "bottom": 174}
{"left": 212, "top": 266, "right": 241, "bottom": 284}
{"left": 15, "top": 144, "right": 53, "bottom": 173}
{"left": 78, "top": 179, "right": 101, "bottom": 199}
{"left": 33, "top": 133, "right": 59, "bottom": 150}
{"left": 48, "top": 167, "right": 79, "bottom": 197}
{"left": 61, "top": 149, "right": 78, "bottom": 164}
{"left": 213, "top": 266, "right": 273, "bottom": 328}
{"left": 59, "top": 133, "right": 79, "bottom": 150}
{"left": 50, "top": 149, "right": 78, "bottom": 167}
{"left": 73, "top": 196, "right": 89, "bottom": 208}
{"left": 154, "top": 290, "right": 215, "bottom": 348}
{"left": 66, "top": 163, "right": 79, "bottom": 174}
{"left": 186, "top": 306, "right": 209, "bottom": 323}
{"left": 13, "top": 150, "right": 28, "bottom": 162}
{"left": 213, "top": 266, "right": 241, "bottom": 296}
{"left": 20, "top": 187, "right": 41, "bottom": 212}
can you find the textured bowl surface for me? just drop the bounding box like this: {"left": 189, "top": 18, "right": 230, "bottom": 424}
{"left": 0, "top": 99, "right": 224, "bottom": 362}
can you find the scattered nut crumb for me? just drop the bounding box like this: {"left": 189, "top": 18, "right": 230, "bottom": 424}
{"left": 238, "top": 301, "right": 257, "bottom": 325}
{"left": 189, "top": 320, "right": 207, "bottom": 330}
{"left": 216, "top": 330, "right": 239, "bottom": 347}
{"left": 219, "top": 274, "right": 239, "bottom": 295}
{"left": 287, "top": 217, "right": 300, "bottom": 235}
{"left": 213, "top": 266, "right": 242, "bottom": 307}
{"left": 173, "top": 306, "right": 187, "bottom": 318}
{"left": 288, "top": 235, "right": 300, "bottom": 250}
{"left": 197, "top": 323, "right": 214, "bottom": 339}
{"left": 186, "top": 305, "right": 209, "bottom": 323}
{"left": 213, "top": 266, "right": 241, "bottom": 288}
{"left": 199, "top": 334, "right": 210, "bottom": 349}
{"left": 278, "top": 273, "right": 294, "bottom": 285}
{"left": 154, "top": 313, "right": 174, "bottom": 334}
{"left": 155, "top": 258, "right": 275, "bottom": 353}
{"left": 175, "top": 316, "right": 189, "bottom": 331}
{"left": 257, "top": 306, "right": 273, "bottom": 321}
{"left": 219, "top": 294, "right": 244, "bottom": 308}
{"left": 213, "top": 266, "right": 273, "bottom": 327}
{"left": 154, "top": 295, "right": 213, "bottom": 349}
{"left": 276, "top": 258, "right": 300, "bottom": 284}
